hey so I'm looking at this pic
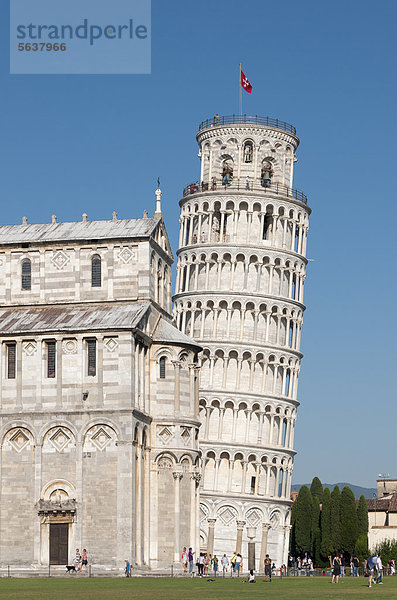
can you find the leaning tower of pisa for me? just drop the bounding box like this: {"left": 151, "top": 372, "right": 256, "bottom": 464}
{"left": 173, "top": 115, "right": 311, "bottom": 568}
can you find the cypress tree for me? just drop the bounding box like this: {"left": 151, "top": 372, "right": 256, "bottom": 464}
{"left": 290, "top": 498, "right": 298, "bottom": 555}
{"left": 320, "top": 487, "right": 332, "bottom": 559}
{"left": 357, "top": 494, "right": 369, "bottom": 537}
{"left": 295, "top": 485, "right": 312, "bottom": 555}
{"left": 330, "top": 485, "right": 341, "bottom": 552}
{"left": 340, "top": 486, "right": 359, "bottom": 557}
{"left": 310, "top": 477, "right": 323, "bottom": 504}
{"left": 355, "top": 533, "right": 368, "bottom": 560}
{"left": 311, "top": 495, "right": 321, "bottom": 564}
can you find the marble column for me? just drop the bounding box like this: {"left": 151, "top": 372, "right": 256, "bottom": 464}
{"left": 172, "top": 472, "right": 183, "bottom": 562}
{"left": 207, "top": 518, "right": 216, "bottom": 555}
{"left": 235, "top": 520, "right": 246, "bottom": 554}
{"left": 246, "top": 526, "right": 256, "bottom": 571}
{"left": 259, "top": 522, "right": 270, "bottom": 569}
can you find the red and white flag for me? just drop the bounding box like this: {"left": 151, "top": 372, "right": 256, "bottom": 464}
{"left": 240, "top": 69, "right": 253, "bottom": 93}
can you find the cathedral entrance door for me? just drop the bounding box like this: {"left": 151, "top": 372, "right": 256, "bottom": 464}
{"left": 49, "top": 523, "right": 68, "bottom": 564}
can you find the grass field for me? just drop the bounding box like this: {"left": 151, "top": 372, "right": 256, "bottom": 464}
{"left": 0, "top": 576, "right": 395, "bottom": 600}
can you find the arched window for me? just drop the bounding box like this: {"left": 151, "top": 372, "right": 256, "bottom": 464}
{"left": 243, "top": 141, "right": 253, "bottom": 163}
{"left": 261, "top": 160, "right": 273, "bottom": 188}
{"left": 159, "top": 357, "right": 166, "bottom": 379}
{"left": 91, "top": 255, "right": 101, "bottom": 287}
{"left": 221, "top": 158, "right": 233, "bottom": 186}
{"left": 21, "top": 259, "right": 31, "bottom": 290}
{"left": 263, "top": 213, "right": 273, "bottom": 240}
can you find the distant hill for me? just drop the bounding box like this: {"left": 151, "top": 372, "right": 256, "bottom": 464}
{"left": 291, "top": 482, "right": 377, "bottom": 499}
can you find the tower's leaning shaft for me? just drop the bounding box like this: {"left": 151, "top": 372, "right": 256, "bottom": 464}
{"left": 173, "top": 115, "right": 311, "bottom": 567}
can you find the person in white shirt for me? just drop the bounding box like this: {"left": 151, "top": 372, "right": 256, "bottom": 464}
{"left": 221, "top": 554, "right": 229, "bottom": 575}
{"left": 376, "top": 554, "right": 383, "bottom": 584}
{"left": 248, "top": 569, "right": 256, "bottom": 583}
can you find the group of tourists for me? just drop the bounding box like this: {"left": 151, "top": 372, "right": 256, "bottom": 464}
{"left": 181, "top": 547, "right": 244, "bottom": 576}
{"left": 331, "top": 552, "right": 393, "bottom": 587}
{"left": 72, "top": 548, "right": 88, "bottom": 573}
{"left": 295, "top": 554, "right": 315, "bottom": 575}
{"left": 181, "top": 547, "right": 277, "bottom": 581}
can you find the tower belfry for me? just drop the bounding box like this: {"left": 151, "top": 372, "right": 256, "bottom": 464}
{"left": 173, "top": 114, "right": 311, "bottom": 567}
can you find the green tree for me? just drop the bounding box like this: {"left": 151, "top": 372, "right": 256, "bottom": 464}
{"left": 357, "top": 495, "right": 369, "bottom": 537}
{"left": 311, "top": 495, "right": 321, "bottom": 564}
{"left": 355, "top": 533, "right": 368, "bottom": 560}
{"left": 340, "top": 486, "right": 358, "bottom": 557}
{"left": 320, "top": 487, "right": 332, "bottom": 559}
{"left": 374, "top": 539, "right": 397, "bottom": 565}
{"left": 289, "top": 498, "right": 298, "bottom": 555}
{"left": 330, "top": 485, "right": 341, "bottom": 552}
{"left": 310, "top": 477, "right": 323, "bottom": 504}
{"left": 294, "top": 485, "right": 313, "bottom": 555}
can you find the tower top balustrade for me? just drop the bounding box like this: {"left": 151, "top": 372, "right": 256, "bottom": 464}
{"left": 182, "top": 180, "right": 308, "bottom": 205}
{"left": 198, "top": 114, "right": 297, "bottom": 136}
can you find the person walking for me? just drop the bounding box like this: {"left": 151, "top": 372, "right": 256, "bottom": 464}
{"left": 203, "top": 553, "right": 209, "bottom": 576}
{"left": 198, "top": 553, "right": 204, "bottom": 576}
{"left": 213, "top": 555, "right": 219, "bottom": 576}
{"left": 188, "top": 547, "right": 195, "bottom": 575}
{"left": 264, "top": 554, "right": 272, "bottom": 582}
{"left": 367, "top": 554, "right": 378, "bottom": 588}
{"left": 376, "top": 554, "right": 383, "bottom": 584}
{"left": 340, "top": 553, "right": 345, "bottom": 577}
{"left": 331, "top": 554, "right": 341, "bottom": 584}
{"left": 221, "top": 553, "right": 229, "bottom": 576}
{"left": 181, "top": 547, "right": 188, "bottom": 573}
{"left": 235, "top": 553, "right": 241, "bottom": 575}
{"left": 74, "top": 549, "right": 81, "bottom": 573}
{"left": 79, "top": 549, "right": 88, "bottom": 574}
{"left": 352, "top": 555, "right": 359, "bottom": 577}
{"left": 124, "top": 559, "right": 131, "bottom": 577}
{"left": 231, "top": 552, "right": 236, "bottom": 574}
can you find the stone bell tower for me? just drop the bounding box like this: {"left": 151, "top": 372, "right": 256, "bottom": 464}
{"left": 173, "top": 115, "right": 311, "bottom": 567}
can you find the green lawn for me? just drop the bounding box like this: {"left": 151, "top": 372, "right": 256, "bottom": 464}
{"left": 0, "top": 576, "right": 395, "bottom": 600}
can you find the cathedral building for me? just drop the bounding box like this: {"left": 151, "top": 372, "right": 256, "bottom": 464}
{"left": 0, "top": 113, "right": 310, "bottom": 572}
{"left": 173, "top": 115, "right": 311, "bottom": 567}
{"left": 0, "top": 196, "right": 201, "bottom": 570}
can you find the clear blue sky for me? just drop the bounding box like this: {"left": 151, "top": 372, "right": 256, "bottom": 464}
{"left": 1, "top": 0, "right": 396, "bottom": 487}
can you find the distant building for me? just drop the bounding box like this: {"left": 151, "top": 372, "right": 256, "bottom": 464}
{"left": 367, "top": 479, "right": 397, "bottom": 549}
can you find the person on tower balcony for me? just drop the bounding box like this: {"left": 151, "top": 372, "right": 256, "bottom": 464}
{"left": 211, "top": 177, "right": 217, "bottom": 190}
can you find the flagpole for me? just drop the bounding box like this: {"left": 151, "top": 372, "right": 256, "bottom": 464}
{"left": 239, "top": 63, "right": 242, "bottom": 117}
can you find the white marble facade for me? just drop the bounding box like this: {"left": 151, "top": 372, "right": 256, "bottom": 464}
{"left": 0, "top": 115, "right": 310, "bottom": 572}
{"left": 0, "top": 205, "right": 201, "bottom": 569}
{"left": 173, "top": 116, "right": 311, "bottom": 568}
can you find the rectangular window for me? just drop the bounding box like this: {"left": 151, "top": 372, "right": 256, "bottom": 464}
{"left": 87, "top": 339, "right": 96, "bottom": 376}
{"left": 7, "top": 343, "right": 16, "bottom": 379}
{"left": 46, "top": 341, "right": 56, "bottom": 378}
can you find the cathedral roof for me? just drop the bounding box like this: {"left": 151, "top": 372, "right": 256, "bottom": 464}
{"left": 0, "top": 302, "right": 150, "bottom": 335}
{"left": 0, "top": 217, "right": 160, "bottom": 246}
{"left": 152, "top": 317, "right": 201, "bottom": 350}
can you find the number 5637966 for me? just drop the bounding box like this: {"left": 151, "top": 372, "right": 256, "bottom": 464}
{"left": 18, "top": 43, "right": 67, "bottom": 51}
